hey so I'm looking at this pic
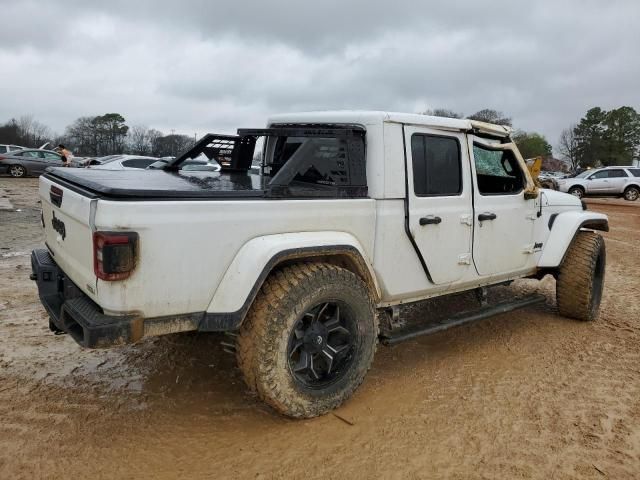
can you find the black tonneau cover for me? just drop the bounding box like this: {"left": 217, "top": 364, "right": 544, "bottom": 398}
{"left": 44, "top": 168, "right": 267, "bottom": 199}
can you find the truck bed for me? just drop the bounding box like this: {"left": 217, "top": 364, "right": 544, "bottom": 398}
{"left": 44, "top": 168, "right": 267, "bottom": 199}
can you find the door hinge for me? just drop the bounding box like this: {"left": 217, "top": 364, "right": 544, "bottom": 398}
{"left": 523, "top": 244, "right": 535, "bottom": 254}
{"left": 460, "top": 214, "right": 473, "bottom": 226}
{"left": 458, "top": 253, "right": 472, "bottom": 265}
{"left": 526, "top": 213, "right": 538, "bottom": 221}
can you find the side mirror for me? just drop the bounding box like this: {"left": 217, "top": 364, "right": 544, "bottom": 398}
{"left": 524, "top": 191, "right": 538, "bottom": 200}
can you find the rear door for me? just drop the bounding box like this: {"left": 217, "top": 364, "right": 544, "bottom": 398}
{"left": 404, "top": 126, "right": 473, "bottom": 284}
{"left": 469, "top": 137, "right": 537, "bottom": 276}
{"left": 605, "top": 168, "right": 629, "bottom": 193}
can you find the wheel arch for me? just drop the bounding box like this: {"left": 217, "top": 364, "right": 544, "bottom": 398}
{"left": 200, "top": 232, "right": 380, "bottom": 331}
{"left": 538, "top": 211, "right": 608, "bottom": 268}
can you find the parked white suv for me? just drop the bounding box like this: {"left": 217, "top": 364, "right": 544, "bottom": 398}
{"left": 557, "top": 166, "right": 640, "bottom": 201}
{"left": 31, "top": 111, "right": 608, "bottom": 418}
{"left": 0, "top": 144, "right": 25, "bottom": 154}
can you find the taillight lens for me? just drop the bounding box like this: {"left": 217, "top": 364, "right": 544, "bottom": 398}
{"left": 93, "top": 231, "right": 138, "bottom": 281}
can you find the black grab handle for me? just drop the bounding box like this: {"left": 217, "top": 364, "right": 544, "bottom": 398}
{"left": 478, "top": 212, "right": 497, "bottom": 221}
{"left": 419, "top": 216, "right": 442, "bottom": 226}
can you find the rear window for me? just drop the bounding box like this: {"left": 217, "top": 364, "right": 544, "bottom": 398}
{"left": 122, "top": 158, "right": 156, "bottom": 169}
{"left": 607, "top": 169, "right": 628, "bottom": 178}
{"left": 266, "top": 136, "right": 350, "bottom": 187}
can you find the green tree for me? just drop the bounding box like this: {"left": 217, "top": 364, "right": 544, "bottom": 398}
{"left": 573, "top": 106, "right": 640, "bottom": 167}
{"left": 601, "top": 106, "right": 640, "bottom": 165}
{"left": 574, "top": 107, "right": 607, "bottom": 167}
{"left": 512, "top": 130, "right": 552, "bottom": 159}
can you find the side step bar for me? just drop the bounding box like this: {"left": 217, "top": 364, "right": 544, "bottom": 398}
{"left": 381, "top": 294, "right": 546, "bottom": 346}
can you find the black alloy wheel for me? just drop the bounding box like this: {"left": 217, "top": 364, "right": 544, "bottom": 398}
{"left": 287, "top": 301, "right": 357, "bottom": 389}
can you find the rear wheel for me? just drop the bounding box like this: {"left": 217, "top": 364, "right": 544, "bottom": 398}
{"left": 624, "top": 186, "right": 639, "bottom": 201}
{"left": 568, "top": 186, "right": 584, "bottom": 198}
{"left": 236, "top": 263, "right": 377, "bottom": 418}
{"left": 9, "top": 165, "right": 26, "bottom": 177}
{"left": 556, "top": 232, "right": 605, "bottom": 321}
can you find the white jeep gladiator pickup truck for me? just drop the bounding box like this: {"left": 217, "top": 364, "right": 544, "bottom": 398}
{"left": 31, "top": 111, "right": 608, "bottom": 418}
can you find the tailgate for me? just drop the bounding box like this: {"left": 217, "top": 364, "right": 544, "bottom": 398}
{"left": 39, "top": 175, "right": 97, "bottom": 301}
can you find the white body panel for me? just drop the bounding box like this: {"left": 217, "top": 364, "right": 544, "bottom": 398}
{"left": 93, "top": 198, "right": 376, "bottom": 316}
{"left": 538, "top": 210, "right": 608, "bottom": 267}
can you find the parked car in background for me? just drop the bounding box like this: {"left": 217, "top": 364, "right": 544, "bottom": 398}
{"left": 556, "top": 166, "right": 640, "bottom": 201}
{"left": 148, "top": 156, "right": 221, "bottom": 172}
{"left": 0, "top": 149, "right": 65, "bottom": 177}
{"left": 0, "top": 144, "right": 26, "bottom": 154}
{"left": 88, "top": 155, "right": 161, "bottom": 170}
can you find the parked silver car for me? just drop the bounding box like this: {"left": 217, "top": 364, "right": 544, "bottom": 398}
{"left": 0, "top": 149, "right": 65, "bottom": 177}
{"left": 556, "top": 166, "right": 640, "bottom": 201}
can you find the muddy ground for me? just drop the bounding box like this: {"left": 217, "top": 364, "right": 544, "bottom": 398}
{"left": 1, "top": 177, "right": 639, "bottom": 479}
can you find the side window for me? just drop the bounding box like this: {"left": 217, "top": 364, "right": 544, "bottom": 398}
{"left": 607, "top": 169, "right": 627, "bottom": 178}
{"left": 589, "top": 170, "right": 608, "bottom": 179}
{"left": 43, "top": 152, "right": 61, "bottom": 161}
{"left": 122, "top": 159, "right": 154, "bottom": 169}
{"left": 411, "top": 134, "right": 462, "bottom": 196}
{"left": 23, "top": 151, "right": 42, "bottom": 158}
{"left": 473, "top": 144, "right": 524, "bottom": 195}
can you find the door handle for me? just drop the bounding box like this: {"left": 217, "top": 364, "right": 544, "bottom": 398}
{"left": 419, "top": 215, "right": 442, "bottom": 226}
{"left": 478, "top": 212, "right": 497, "bottom": 221}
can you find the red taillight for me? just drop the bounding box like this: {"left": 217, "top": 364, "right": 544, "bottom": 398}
{"left": 93, "top": 231, "right": 138, "bottom": 281}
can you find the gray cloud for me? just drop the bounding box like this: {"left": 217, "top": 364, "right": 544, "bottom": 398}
{"left": 1, "top": 0, "right": 639, "bottom": 151}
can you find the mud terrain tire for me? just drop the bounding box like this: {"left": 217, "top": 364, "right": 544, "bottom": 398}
{"left": 236, "top": 262, "right": 377, "bottom": 418}
{"left": 556, "top": 231, "right": 605, "bottom": 321}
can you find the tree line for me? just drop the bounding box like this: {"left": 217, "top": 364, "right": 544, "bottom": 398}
{"left": 424, "top": 106, "right": 640, "bottom": 171}
{"left": 3, "top": 107, "right": 638, "bottom": 169}
{"left": 0, "top": 113, "right": 196, "bottom": 158}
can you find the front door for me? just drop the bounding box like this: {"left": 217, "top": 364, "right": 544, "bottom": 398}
{"left": 404, "top": 126, "right": 473, "bottom": 284}
{"left": 469, "top": 137, "right": 537, "bottom": 276}
{"left": 585, "top": 170, "right": 611, "bottom": 194}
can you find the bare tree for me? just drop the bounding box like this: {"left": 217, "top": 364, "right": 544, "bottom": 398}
{"left": 558, "top": 126, "right": 579, "bottom": 171}
{"left": 16, "top": 115, "right": 52, "bottom": 147}
{"left": 422, "top": 108, "right": 463, "bottom": 119}
{"left": 128, "top": 125, "right": 150, "bottom": 155}
{"left": 467, "top": 109, "right": 512, "bottom": 126}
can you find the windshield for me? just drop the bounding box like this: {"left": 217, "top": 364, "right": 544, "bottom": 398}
{"left": 574, "top": 170, "right": 592, "bottom": 178}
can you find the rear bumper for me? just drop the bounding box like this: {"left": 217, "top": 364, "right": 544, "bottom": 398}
{"left": 31, "top": 248, "right": 143, "bottom": 348}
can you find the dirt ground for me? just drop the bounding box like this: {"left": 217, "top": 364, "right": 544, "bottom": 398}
{"left": 1, "top": 177, "right": 639, "bottom": 479}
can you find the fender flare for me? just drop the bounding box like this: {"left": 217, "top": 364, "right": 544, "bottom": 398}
{"left": 200, "top": 232, "right": 380, "bottom": 331}
{"left": 537, "top": 211, "right": 608, "bottom": 268}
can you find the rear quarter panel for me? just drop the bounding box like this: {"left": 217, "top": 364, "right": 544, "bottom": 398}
{"left": 94, "top": 198, "right": 376, "bottom": 317}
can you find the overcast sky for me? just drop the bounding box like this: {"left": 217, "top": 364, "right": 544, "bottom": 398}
{"left": 1, "top": 0, "right": 639, "bottom": 150}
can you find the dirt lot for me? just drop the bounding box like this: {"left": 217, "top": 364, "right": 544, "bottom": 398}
{"left": 1, "top": 177, "right": 639, "bottom": 479}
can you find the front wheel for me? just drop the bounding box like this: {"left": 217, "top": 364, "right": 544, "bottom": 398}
{"left": 9, "top": 165, "right": 26, "bottom": 177}
{"left": 568, "top": 186, "right": 584, "bottom": 198}
{"left": 624, "top": 186, "right": 639, "bottom": 201}
{"left": 236, "top": 263, "right": 378, "bottom": 418}
{"left": 556, "top": 232, "right": 605, "bottom": 321}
